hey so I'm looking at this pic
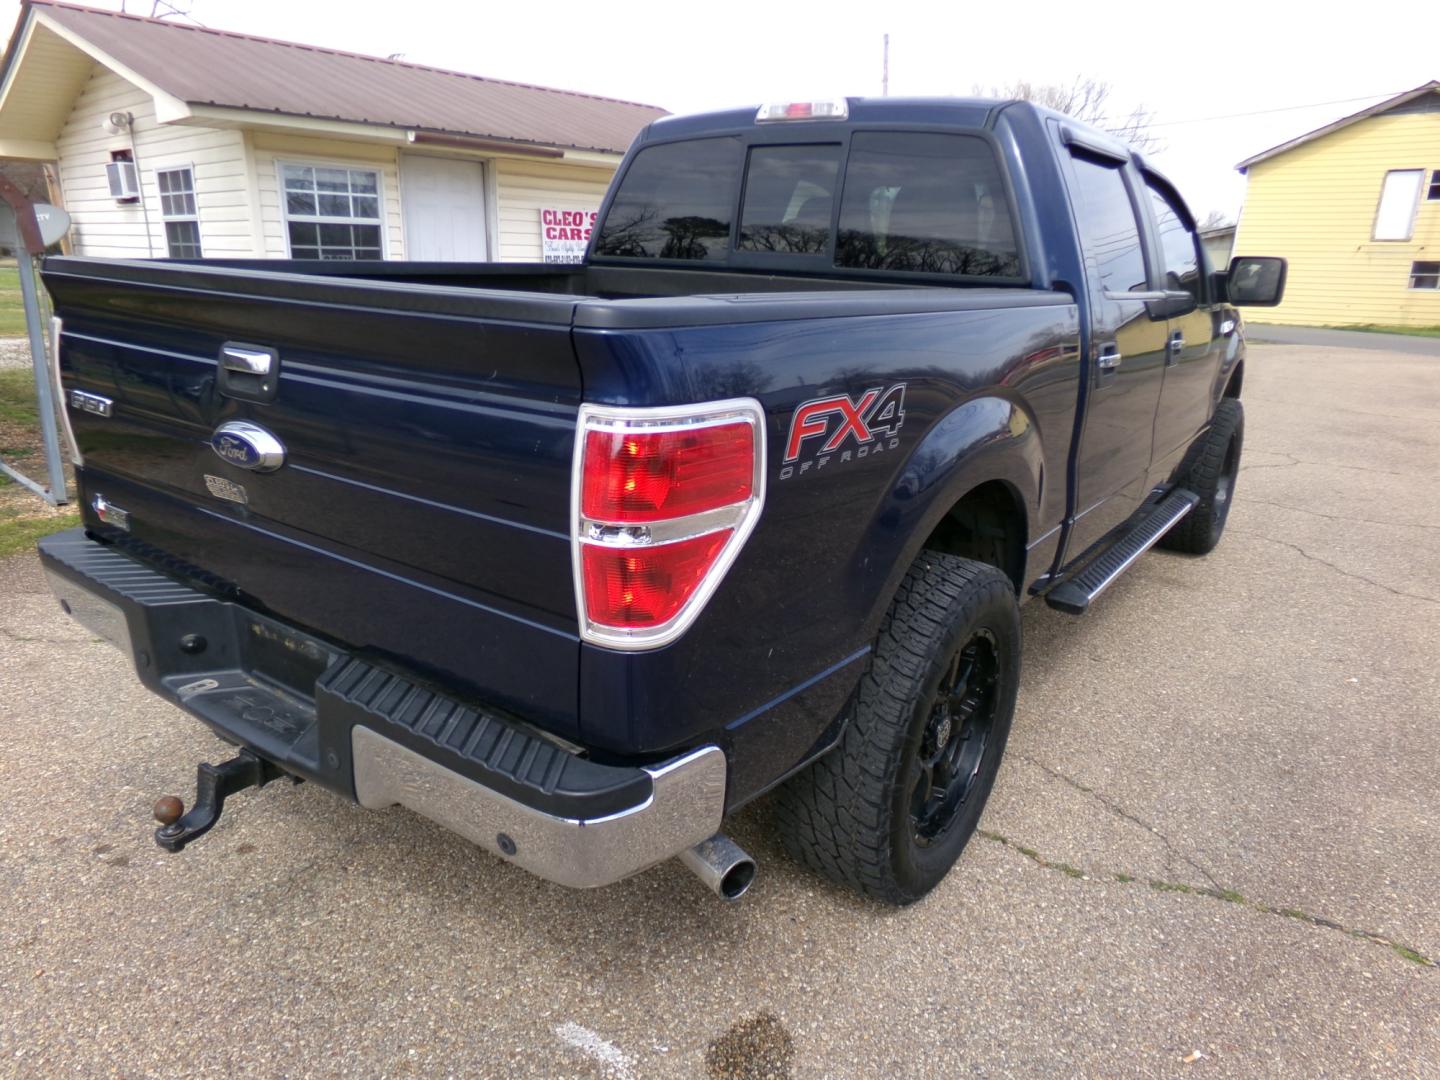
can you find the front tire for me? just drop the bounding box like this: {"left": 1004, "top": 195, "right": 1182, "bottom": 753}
{"left": 775, "top": 553, "right": 1020, "bottom": 904}
{"left": 1160, "top": 398, "right": 1244, "bottom": 555}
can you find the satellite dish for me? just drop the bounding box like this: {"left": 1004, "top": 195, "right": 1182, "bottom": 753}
{"left": 32, "top": 203, "right": 71, "bottom": 248}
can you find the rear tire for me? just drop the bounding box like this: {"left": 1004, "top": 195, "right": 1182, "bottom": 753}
{"left": 1160, "top": 398, "right": 1243, "bottom": 555}
{"left": 775, "top": 553, "right": 1020, "bottom": 905}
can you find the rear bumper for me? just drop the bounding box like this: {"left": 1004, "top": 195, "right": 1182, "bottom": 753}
{"left": 38, "top": 528, "right": 727, "bottom": 888}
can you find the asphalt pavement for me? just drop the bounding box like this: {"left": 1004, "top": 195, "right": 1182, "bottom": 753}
{"left": 1, "top": 340, "right": 1437, "bottom": 1078}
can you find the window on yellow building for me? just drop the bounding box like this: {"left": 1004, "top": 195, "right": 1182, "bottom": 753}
{"left": 1409, "top": 262, "right": 1439, "bottom": 290}
{"left": 1374, "top": 170, "right": 1424, "bottom": 240}
{"left": 1429, "top": 171, "right": 1440, "bottom": 201}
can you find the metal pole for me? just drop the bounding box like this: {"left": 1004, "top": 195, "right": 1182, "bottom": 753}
{"left": 882, "top": 34, "right": 889, "bottom": 97}
{"left": 16, "top": 248, "right": 67, "bottom": 505}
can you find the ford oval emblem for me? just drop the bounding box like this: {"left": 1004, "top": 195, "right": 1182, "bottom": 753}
{"left": 210, "top": 420, "right": 285, "bottom": 473}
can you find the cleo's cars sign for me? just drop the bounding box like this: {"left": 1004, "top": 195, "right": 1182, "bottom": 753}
{"left": 541, "top": 207, "right": 597, "bottom": 263}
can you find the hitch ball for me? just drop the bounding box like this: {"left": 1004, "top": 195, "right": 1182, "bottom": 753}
{"left": 153, "top": 795, "right": 185, "bottom": 827}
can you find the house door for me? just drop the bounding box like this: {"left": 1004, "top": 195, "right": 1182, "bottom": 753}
{"left": 401, "top": 155, "right": 488, "bottom": 261}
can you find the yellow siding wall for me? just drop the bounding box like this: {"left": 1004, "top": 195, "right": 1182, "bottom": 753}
{"left": 1233, "top": 110, "right": 1440, "bottom": 327}
{"left": 494, "top": 159, "right": 615, "bottom": 260}
{"left": 55, "top": 66, "right": 253, "bottom": 258}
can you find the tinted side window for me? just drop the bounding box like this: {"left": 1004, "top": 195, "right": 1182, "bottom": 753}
{"left": 835, "top": 132, "right": 1021, "bottom": 277}
{"left": 1147, "top": 185, "right": 1201, "bottom": 301}
{"left": 738, "top": 145, "right": 843, "bottom": 255}
{"left": 592, "top": 138, "right": 741, "bottom": 261}
{"left": 1067, "top": 156, "right": 1148, "bottom": 293}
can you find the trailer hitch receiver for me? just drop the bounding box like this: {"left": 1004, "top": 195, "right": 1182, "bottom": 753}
{"left": 153, "top": 749, "right": 287, "bottom": 852}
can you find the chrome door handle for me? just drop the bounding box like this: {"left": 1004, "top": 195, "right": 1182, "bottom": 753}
{"left": 1168, "top": 332, "right": 1185, "bottom": 353}
{"left": 1097, "top": 345, "right": 1122, "bottom": 370}
{"left": 221, "top": 347, "right": 274, "bottom": 376}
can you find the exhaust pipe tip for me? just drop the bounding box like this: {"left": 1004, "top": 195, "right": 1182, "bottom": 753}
{"left": 680, "top": 833, "right": 756, "bottom": 900}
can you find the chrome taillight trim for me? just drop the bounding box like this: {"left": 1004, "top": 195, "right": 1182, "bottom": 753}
{"left": 49, "top": 317, "right": 83, "bottom": 467}
{"left": 571, "top": 398, "right": 767, "bottom": 651}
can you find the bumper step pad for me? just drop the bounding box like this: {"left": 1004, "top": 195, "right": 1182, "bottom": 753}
{"left": 39, "top": 529, "right": 651, "bottom": 818}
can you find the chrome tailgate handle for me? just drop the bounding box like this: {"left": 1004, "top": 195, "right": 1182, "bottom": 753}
{"left": 221, "top": 347, "right": 274, "bottom": 376}
{"left": 217, "top": 343, "right": 279, "bottom": 403}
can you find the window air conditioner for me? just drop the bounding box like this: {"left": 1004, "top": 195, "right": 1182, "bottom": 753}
{"left": 106, "top": 160, "right": 140, "bottom": 200}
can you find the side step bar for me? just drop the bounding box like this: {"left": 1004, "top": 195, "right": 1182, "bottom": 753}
{"left": 1044, "top": 489, "right": 1199, "bottom": 615}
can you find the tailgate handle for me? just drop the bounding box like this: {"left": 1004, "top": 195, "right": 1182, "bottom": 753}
{"left": 222, "top": 347, "right": 274, "bottom": 376}
{"left": 217, "top": 343, "right": 279, "bottom": 403}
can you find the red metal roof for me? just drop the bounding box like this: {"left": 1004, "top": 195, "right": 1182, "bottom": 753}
{"left": 29, "top": 1, "right": 667, "bottom": 154}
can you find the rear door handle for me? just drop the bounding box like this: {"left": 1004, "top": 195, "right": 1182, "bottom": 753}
{"left": 1097, "top": 344, "right": 1122, "bottom": 370}
{"left": 1168, "top": 331, "right": 1185, "bottom": 355}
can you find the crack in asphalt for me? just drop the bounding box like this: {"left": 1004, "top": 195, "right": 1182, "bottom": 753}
{"left": 1019, "top": 755, "right": 1224, "bottom": 890}
{"left": 0, "top": 626, "right": 92, "bottom": 646}
{"left": 1239, "top": 450, "right": 1416, "bottom": 478}
{"left": 1228, "top": 529, "right": 1440, "bottom": 607}
{"left": 977, "top": 830, "right": 1435, "bottom": 969}
{"left": 1234, "top": 497, "right": 1440, "bottom": 533}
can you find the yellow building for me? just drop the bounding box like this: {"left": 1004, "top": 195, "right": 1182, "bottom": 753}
{"left": 1233, "top": 81, "right": 1440, "bottom": 329}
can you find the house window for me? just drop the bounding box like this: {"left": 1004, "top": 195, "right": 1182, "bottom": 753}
{"left": 157, "top": 167, "right": 202, "bottom": 258}
{"left": 1373, "top": 169, "right": 1424, "bottom": 240}
{"left": 1429, "top": 171, "right": 1440, "bottom": 201}
{"left": 281, "top": 164, "right": 383, "bottom": 259}
{"left": 1410, "top": 261, "right": 1440, "bottom": 289}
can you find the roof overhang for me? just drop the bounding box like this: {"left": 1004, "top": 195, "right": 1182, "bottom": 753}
{"left": 0, "top": 6, "right": 198, "bottom": 158}
{"left": 1236, "top": 81, "right": 1440, "bottom": 173}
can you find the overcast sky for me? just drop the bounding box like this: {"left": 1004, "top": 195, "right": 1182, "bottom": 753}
{"left": 7, "top": 0, "right": 1437, "bottom": 221}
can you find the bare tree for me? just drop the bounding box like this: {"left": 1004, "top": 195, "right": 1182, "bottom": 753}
{"left": 975, "top": 77, "right": 1162, "bottom": 154}
{"left": 1197, "top": 209, "right": 1233, "bottom": 231}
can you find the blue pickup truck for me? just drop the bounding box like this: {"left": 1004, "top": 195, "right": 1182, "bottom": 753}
{"left": 38, "top": 97, "right": 1285, "bottom": 903}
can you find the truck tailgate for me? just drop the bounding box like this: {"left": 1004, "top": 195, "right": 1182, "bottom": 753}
{"left": 43, "top": 258, "right": 583, "bottom": 735}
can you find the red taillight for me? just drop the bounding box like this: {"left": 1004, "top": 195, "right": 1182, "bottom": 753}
{"left": 574, "top": 401, "right": 765, "bottom": 648}
{"left": 581, "top": 530, "right": 732, "bottom": 628}
{"left": 582, "top": 422, "right": 754, "bottom": 523}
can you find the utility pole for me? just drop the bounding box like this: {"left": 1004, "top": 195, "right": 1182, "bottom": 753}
{"left": 882, "top": 34, "right": 889, "bottom": 97}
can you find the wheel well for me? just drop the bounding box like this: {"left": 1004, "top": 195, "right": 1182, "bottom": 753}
{"left": 1223, "top": 360, "right": 1244, "bottom": 398}
{"left": 921, "top": 481, "right": 1026, "bottom": 593}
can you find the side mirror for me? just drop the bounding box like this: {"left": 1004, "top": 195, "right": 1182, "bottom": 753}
{"left": 1226, "top": 256, "right": 1287, "bottom": 306}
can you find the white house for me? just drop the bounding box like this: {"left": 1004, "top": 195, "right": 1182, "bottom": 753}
{"left": 0, "top": 1, "right": 666, "bottom": 262}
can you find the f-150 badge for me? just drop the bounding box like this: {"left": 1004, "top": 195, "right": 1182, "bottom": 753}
{"left": 780, "top": 383, "right": 906, "bottom": 480}
{"left": 210, "top": 420, "right": 286, "bottom": 473}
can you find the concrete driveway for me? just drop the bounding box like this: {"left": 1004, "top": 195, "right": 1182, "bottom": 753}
{"left": 1, "top": 340, "right": 1437, "bottom": 1078}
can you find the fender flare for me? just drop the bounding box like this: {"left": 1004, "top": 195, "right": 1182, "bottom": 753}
{"left": 854, "top": 394, "right": 1044, "bottom": 638}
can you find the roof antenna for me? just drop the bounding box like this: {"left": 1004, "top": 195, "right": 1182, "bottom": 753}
{"left": 882, "top": 33, "right": 889, "bottom": 97}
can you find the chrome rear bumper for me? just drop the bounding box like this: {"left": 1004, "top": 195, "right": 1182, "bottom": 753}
{"left": 352, "top": 729, "right": 728, "bottom": 888}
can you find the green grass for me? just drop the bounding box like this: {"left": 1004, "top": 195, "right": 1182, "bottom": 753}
{"left": 1250, "top": 321, "right": 1440, "bottom": 339}
{"left": 0, "top": 264, "right": 29, "bottom": 338}
{"left": 1334, "top": 324, "right": 1440, "bottom": 339}
{"left": 0, "top": 364, "right": 77, "bottom": 555}
{"left": 0, "top": 508, "right": 78, "bottom": 558}
{"left": 0, "top": 367, "right": 38, "bottom": 426}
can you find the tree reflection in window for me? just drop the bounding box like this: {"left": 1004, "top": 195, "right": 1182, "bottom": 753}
{"left": 593, "top": 137, "right": 741, "bottom": 261}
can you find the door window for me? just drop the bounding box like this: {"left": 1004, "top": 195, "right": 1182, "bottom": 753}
{"left": 1146, "top": 184, "right": 1201, "bottom": 302}
{"left": 1066, "top": 155, "right": 1148, "bottom": 293}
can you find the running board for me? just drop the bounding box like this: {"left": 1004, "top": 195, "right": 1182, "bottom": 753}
{"left": 1044, "top": 490, "right": 1200, "bottom": 615}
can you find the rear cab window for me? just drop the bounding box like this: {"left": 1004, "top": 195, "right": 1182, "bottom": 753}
{"left": 592, "top": 129, "right": 1024, "bottom": 281}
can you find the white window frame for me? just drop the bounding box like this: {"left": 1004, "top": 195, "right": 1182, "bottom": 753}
{"left": 155, "top": 164, "right": 202, "bottom": 259}
{"left": 276, "top": 158, "right": 387, "bottom": 260}
{"left": 1373, "top": 169, "right": 1424, "bottom": 241}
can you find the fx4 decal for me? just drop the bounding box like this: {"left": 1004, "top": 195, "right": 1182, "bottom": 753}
{"left": 780, "top": 384, "right": 907, "bottom": 480}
